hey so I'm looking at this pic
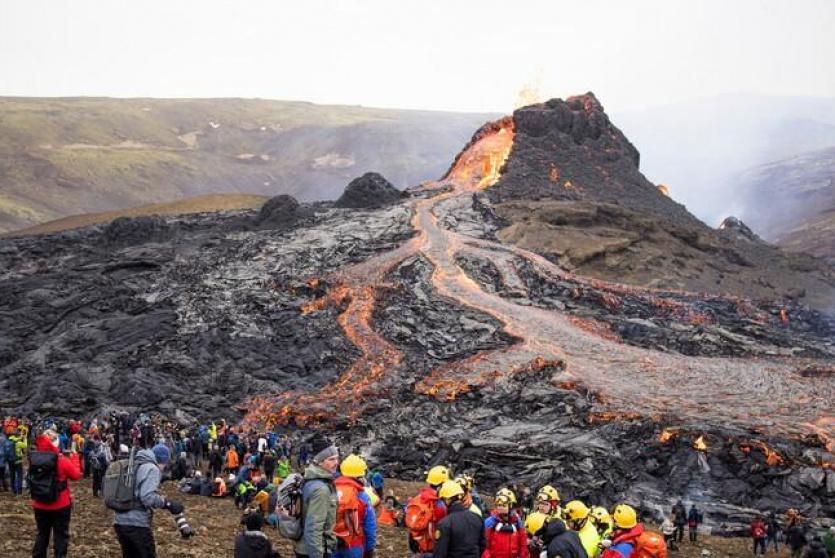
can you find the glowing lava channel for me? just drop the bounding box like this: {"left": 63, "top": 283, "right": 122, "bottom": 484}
{"left": 242, "top": 115, "right": 834, "bottom": 452}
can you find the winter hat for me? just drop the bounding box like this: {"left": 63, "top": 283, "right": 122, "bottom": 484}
{"left": 152, "top": 442, "right": 171, "bottom": 464}
{"left": 246, "top": 512, "right": 264, "bottom": 532}
{"left": 310, "top": 435, "right": 337, "bottom": 464}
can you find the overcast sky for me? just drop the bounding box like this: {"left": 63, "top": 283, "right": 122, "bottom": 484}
{"left": 1, "top": 0, "right": 833, "bottom": 113}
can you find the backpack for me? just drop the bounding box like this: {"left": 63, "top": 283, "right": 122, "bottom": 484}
{"left": 28, "top": 451, "right": 66, "bottom": 503}
{"left": 404, "top": 494, "right": 437, "bottom": 553}
{"left": 103, "top": 449, "right": 143, "bottom": 512}
{"left": 634, "top": 531, "right": 668, "bottom": 558}
{"left": 334, "top": 481, "right": 362, "bottom": 546}
{"left": 275, "top": 473, "right": 306, "bottom": 540}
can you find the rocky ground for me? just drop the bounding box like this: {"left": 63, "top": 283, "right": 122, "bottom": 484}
{"left": 0, "top": 479, "right": 818, "bottom": 558}
{"left": 1, "top": 94, "right": 833, "bottom": 534}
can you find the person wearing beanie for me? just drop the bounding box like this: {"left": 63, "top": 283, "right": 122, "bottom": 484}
{"left": 113, "top": 441, "right": 187, "bottom": 557}
{"left": 294, "top": 435, "right": 339, "bottom": 558}
{"left": 31, "top": 430, "right": 82, "bottom": 558}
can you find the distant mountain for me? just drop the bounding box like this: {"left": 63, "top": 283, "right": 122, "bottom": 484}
{"left": 614, "top": 94, "right": 835, "bottom": 224}
{"left": 735, "top": 146, "right": 835, "bottom": 261}
{"left": 0, "top": 97, "right": 496, "bottom": 233}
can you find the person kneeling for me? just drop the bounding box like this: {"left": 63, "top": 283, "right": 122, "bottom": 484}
{"left": 235, "top": 512, "right": 280, "bottom": 558}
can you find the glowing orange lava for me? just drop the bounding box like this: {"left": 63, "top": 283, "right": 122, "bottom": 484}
{"left": 739, "top": 440, "right": 785, "bottom": 467}
{"left": 693, "top": 435, "right": 708, "bottom": 451}
{"left": 658, "top": 429, "right": 678, "bottom": 443}
{"left": 239, "top": 111, "right": 834, "bottom": 456}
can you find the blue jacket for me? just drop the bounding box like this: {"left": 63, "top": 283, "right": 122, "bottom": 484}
{"left": 358, "top": 487, "right": 378, "bottom": 552}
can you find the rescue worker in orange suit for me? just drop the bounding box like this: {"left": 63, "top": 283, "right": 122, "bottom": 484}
{"left": 333, "top": 454, "right": 377, "bottom": 558}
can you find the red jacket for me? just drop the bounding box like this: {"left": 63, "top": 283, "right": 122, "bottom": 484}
{"left": 751, "top": 519, "right": 766, "bottom": 538}
{"left": 31, "top": 435, "right": 82, "bottom": 511}
{"left": 483, "top": 511, "right": 529, "bottom": 558}
{"left": 601, "top": 524, "right": 645, "bottom": 558}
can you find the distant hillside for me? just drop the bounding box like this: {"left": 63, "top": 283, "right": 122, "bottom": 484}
{"left": 615, "top": 94, "right": 835, "bottom": 224}
{"left": 0, "top": 97, "right": 496, "bottom": 233}
{"left": 5, "top": 193, "right": 268, "bottom": 237}
{"left": 736, "top": 146, "right": 835, "bottom": 261}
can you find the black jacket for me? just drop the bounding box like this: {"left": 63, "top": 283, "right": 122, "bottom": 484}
{"left": 542, "top": 519, "right": 588, "bottom": 558}
{"left": 803, "top": 539, "right": 828, "bottom": 558}
{"left": 234, "top": 531, "right": 278, "bottom": 558}
{"left": 672, "top": 502, "right": 686, "bottom": 525}
{"left": 787, "top": 526, "right": 808, "bottom": 550}
{"left": 433, "top": 500, "right": 485, "bottom": 558}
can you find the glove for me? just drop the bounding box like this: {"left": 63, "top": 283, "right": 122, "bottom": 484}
{"left": 600, "top": 539, "right": 613, "bottom": 548}
{"left": 164, "top": 499, "right": 184, "bottom": 515}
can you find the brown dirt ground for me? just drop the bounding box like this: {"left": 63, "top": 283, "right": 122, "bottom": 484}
{"left": 0, "top": 479, "right": 799, "bottom": 557}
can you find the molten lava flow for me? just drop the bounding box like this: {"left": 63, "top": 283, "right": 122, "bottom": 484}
{"left": 240, "top": 111, "right": 834, "bottom": 454}
{"left": 658, "top": 428, "right": 678, "bottom": 443}
{"left": 586, "top": 411, "right": 644, "bottom": 424}
{"left": 443, "top": 118, "right": 515, "bottom": 192}
{"left": 416, "top": 356, "right": 561, "bottom": 401}
{"left": 693, "top": 435, "right": 708, "bottom": 451}
{"left": 243, "top": 284, "right": 403, "bottom": 427}
{"left": 739, "top": 440, "right": 785, "bottom": 467}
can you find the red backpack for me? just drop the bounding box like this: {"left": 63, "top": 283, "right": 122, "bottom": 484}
{"left": 404, "top": 494, "right": 437, "bottom": 553}
{"left": 334, "top": 480, "right": 362, "bottom": 547}
{"left": 634, "top": 531, "right": 668, "bottom": 558}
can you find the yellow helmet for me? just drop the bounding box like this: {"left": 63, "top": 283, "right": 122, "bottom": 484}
{"left": 438, "top": 480, "right": 465, "bottom": 500}
{"left": 426, "top": 465, "right": 450, "bottom": 486}
{"left": 612, "top": 504, "right": 638, "bottom": 529}
{"left": 590, "top": 506, "right": 612, "bottom": 524}
{"left": 564, "top": 500, "right": 590, "bottom": 521}
{"left": 496, "top": 487, "right": 517, "bottom": 505}
{"left": 495, "top": 494, "right": 512, "bottom": 507}
{"left": 339, "top": 454, "right": 367, "bottom": 478}
{"left": 454, "top": 475, "right": 474, "bottom": 492}
{"left": 525, "top": 511, "right": 548, "bottom": 536}
{"left": 538, "top": 485, "right": 560, "bottom": 502}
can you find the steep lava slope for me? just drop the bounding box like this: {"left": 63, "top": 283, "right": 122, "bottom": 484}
{"left": 488, "top": 94, "right": 835, "bottom": 310}
{"left": 0, "top": 94, "right": 833, "bottom": 524}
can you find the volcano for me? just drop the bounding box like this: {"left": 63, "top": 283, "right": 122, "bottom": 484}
{"left": 0, "top": 93, "right": 833, "bottom": 529}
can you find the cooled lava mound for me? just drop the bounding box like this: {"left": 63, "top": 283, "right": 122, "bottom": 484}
{"left": 1, "top": 93, "right": 833, "bottom": 528}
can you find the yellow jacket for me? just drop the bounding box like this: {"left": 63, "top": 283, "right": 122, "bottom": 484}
{"left": 576, "top": 520, "right": 602, "bottom": 558}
